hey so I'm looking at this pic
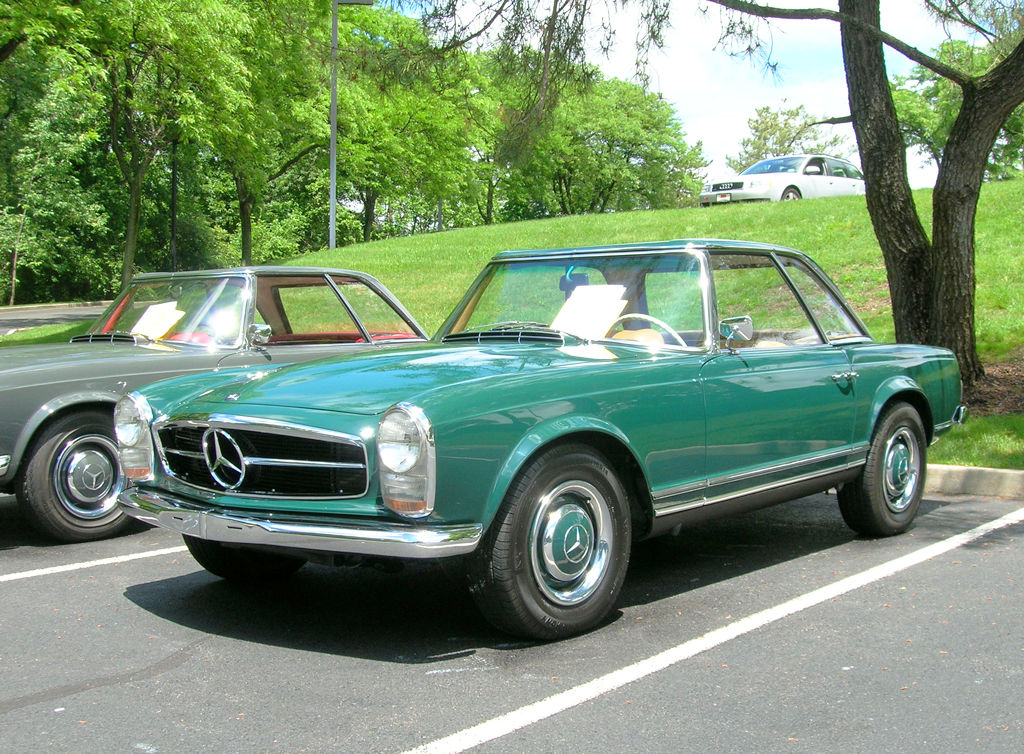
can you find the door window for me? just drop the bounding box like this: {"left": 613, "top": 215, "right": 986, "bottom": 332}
{"left": 712, "top": 255, "right": 822, "bottom": 348}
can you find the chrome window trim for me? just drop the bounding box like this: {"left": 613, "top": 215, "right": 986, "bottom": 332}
{"left": 154, "top": 414, "right": 369, "bottom": 500}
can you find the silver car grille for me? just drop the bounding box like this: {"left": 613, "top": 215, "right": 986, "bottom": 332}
{"left": 156, "top": 419, "right": 368, "bottom": 499}
{"left": 711, "top": 182, "right": 743, "bottom": 192}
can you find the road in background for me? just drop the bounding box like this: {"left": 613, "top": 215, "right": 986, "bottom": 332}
{"left": 0, "top": 304, "right": 108, "bottom": 332}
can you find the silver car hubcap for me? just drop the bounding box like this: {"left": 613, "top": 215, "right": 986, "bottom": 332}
{"left": 52, "top": 434, "right": 125, "bottom": 520}
{"left": 529, "top": 480, "right": 612, "bottom": 606}
{"left": 882, "top": 427, "right": 920, "bottom": 513}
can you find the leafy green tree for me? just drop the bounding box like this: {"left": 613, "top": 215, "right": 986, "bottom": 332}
{"left": 541, "top": 76, "right": 706, "bottom": 214}
{"left": 893, "top": 39, "right": 1023, "bottom": 178}
{"left": 726, "top": 103, "right": 849, "bottom": 172}
{"left": 87, "top": 0, "right": 251, "bottom": 286}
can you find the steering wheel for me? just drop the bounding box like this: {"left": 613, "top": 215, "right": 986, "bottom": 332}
{"left": 607, "top": 313, "right": 687, "bottom": 347}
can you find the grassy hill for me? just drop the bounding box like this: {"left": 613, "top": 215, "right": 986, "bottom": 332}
{"left": 294, "top": 179, "right": 1024, "bottom": 363}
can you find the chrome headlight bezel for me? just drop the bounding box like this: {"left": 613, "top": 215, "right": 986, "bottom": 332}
{"left": 377, "top": 403, "right": 436, "bottom": 518}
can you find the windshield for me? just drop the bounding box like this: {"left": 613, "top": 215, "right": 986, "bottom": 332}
{"left": 442, "top": 253, "right": 709, "bottom": 348}
{"left": 741, "top": 156, "right": 805, "bottom": 175}
{"left": 92, "top": 276, "right": 248, "bottom": 346}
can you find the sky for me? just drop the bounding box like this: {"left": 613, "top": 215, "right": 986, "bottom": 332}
{"left": 594, "top": 2, "right": 964, "bottom": 188}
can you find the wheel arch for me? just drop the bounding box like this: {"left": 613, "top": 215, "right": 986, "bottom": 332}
{"left": 481, "top": 418, "right": 654, "bottom": 540}
{"left": 868, "top": 378, "right": 935, "bottom": 444}
{"left": 10, "top": 393, "right": 120, "bottom": 481}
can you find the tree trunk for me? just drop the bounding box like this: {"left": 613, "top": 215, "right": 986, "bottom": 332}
{"left": 838, "top": 0, "right": 933, "bottom": 346}
{"left": 362, "top": 191, "right": 377, "bottom": 242}
{"left": 121, "top": 172, "right": 143, "bottom": 288}
{"left": 235, "top": 172, "right": 254, "bottom": 266}
{"left": 485, "top": 178, "right": 495, "bottom": 225}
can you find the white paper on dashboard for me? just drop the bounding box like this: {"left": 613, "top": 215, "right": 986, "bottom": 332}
{"left": 131, "top": 301, "right": 187, "bottom": 339}
{"left": 551, "top": 285, "right": 627, "bottom": 340}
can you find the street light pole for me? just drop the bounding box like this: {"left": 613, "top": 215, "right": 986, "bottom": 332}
{"left": 331, "top": 0, "right": 373, "bottom": 251}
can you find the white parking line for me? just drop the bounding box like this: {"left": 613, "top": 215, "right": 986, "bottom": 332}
{"left": 401, "top": 505, "right": 1024, "bottom": 754}
{"left": 0, "top": 546, "right": 188, "bottom": 583}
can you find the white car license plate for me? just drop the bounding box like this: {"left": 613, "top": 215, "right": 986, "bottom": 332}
{"left": 716, "top": 193, "right": 731, "bottom": 203}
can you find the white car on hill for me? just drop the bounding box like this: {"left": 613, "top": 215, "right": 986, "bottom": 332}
{"left": 700, "top": 154, "right": 865, "bottom": 206}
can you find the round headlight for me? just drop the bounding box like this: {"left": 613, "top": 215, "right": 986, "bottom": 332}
{"left": 114, "top": 394, "right": 150, "bottom": 447}
{"left": 378, "top": 409, "right": 423, "bottom": 473}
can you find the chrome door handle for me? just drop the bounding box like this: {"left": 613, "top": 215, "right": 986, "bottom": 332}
{"left": 831, "top": 371, "right": 859, "bottom": 382}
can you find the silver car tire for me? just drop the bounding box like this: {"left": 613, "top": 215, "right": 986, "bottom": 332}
{"left": 468, "top": 443, "right": 632, "bottom": 640}
{"left": 18, "top": 409, "right": 133, "bottom": 542}
{"left": 837, "top": 402, "right": 926, "bottom": 537}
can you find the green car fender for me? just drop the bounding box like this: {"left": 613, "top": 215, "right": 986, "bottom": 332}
{"left": 478, "top": 413, "right": 647, "bottom": 532}
{"left": 866, "top": 375, "right": 934, "bottom": 441}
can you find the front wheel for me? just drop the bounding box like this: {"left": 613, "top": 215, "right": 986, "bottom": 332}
{"left": 781, "top": 187, "right": 802, "bottom": 201}
{"left": 184, "top": 536, "right": 306, "bottom": 582}
{"left": 18, "top": 410, "right": 131, "bottom": 542}
{"left": 838, "top": 402, "right": 926, "bottom": 537}
{"left": 468, "top": 444, "right": 632, "bottom": 640}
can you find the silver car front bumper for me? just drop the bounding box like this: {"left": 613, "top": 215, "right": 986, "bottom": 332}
{"left": 119, "top": 488, "right": 482, "bottom": 559}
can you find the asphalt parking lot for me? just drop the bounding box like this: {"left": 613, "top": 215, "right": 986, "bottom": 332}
{"left": 1, "top": 490, "right": 1021, "bottom": 754}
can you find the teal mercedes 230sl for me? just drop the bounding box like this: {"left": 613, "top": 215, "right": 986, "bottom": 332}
{"left": 117, "top": 240, "right": 966, "bottom": 639}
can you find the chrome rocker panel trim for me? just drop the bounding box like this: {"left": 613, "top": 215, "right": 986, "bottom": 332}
{"left": 119, "top": 489, "right": 482, "bottom": 559}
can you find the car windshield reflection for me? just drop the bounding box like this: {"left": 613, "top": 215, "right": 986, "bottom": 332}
{"left": 92, "top": 276, "right": 247, "bottom": 346}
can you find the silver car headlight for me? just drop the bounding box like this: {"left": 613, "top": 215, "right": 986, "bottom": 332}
{"left": 377, "top": 403, "right": 435, "bottom": 518}
{"left": 114, "top": 393, "right": 155, "bottom": 482}
{"left": 701, "top": 183, "right": 711, "bottom": 193}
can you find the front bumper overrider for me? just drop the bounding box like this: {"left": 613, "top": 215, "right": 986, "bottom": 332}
{"left": 119, "top": 488, "right": 482, "bottom": 559}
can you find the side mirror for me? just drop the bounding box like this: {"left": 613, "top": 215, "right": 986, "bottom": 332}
{"left": 247, "top": 323, "right": 272, "bottom": 347}
{"left": 719, "top": 316, "right": 753, "bottom": 351}
{"left": 804, "top": 164, "right": 822, "bottom": 175}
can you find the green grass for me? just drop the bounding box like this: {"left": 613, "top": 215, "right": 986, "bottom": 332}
{"left": 0, "top": 320, "right": 92, "bottom": 346}
{"left": 929, "top": 415, "right": 1024, "bottom": 470}
{"left": 4, "top": 179, "right": 1023, "bottom": 468}
{"left": 293, "top": 180, "right": 1024, "bottom": 354}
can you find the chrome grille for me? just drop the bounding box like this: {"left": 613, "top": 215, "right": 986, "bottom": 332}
{"left": 156, "top": 419, "right": 368, "bottom": 498}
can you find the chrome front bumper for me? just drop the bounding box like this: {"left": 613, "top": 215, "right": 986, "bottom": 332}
{"left": 119, "top": 488, "right": 482, "bottom": 559}
{"left": 953, "top": 403, "right": 969, "bottom": 425}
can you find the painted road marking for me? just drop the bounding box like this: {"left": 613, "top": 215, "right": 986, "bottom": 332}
{"left": 401, "top": 505, "right": 1024, "bottom": 754}
{"left": 0, "top": 546, "right": 188, "bottom": 583}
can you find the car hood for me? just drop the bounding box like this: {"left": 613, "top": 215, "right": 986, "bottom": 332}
{"left": 186, "top": 341, "right": 650, "bottom": 416}
{"left": 0, "top": 341, "right": 202, "bottom": 383}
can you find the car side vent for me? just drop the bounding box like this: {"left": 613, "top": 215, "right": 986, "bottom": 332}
{"left": 442, "top": 330, "right": 565, "bottom": 345}
{"left": 69, "top": 333, "right": 141, "bottom": 345}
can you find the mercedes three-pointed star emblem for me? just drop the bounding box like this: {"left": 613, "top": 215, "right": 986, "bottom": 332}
{"left": 202, "top": 428, "right": 246, "bottom": 490}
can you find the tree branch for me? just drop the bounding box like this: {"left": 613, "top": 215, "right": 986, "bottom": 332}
{"left": 703, "top": 0, "right": 973, "bottom": 86}
{"left": 268, "top": 144, "right": 320, "bottom": 183}
{"left": 810, "top": 115, "right": 853, "bottom": 126}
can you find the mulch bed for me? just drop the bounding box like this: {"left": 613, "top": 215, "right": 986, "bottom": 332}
{"left": 964, "top": 354, "right": 1024, "bottom": 416}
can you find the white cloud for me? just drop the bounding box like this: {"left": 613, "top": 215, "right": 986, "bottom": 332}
{"left": 595, "top": 2, "right": 959, "bottom": 188}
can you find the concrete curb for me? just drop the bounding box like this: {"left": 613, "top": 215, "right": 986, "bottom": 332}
{"left": 926, "top": 464, "right": 1024, "bottom": 498}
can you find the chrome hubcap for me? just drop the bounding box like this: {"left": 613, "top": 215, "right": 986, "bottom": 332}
{"left": 883, "top": 427, "right": 920, "bottom": 513}
{"left": 530, "top": 481, "right": 612, "bottom": 606}
{"left": 53, "top": 434, "right": 125, "bottom": 520}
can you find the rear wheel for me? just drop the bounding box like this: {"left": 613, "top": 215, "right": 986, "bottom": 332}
{"left": 184, "top": 536, "right": 306, "bottom": 582}
{"left": 468, "top": 444, "right": 632, "bottom": 640}
{"left": 18, "top": 410, "right": 131, "bottom": 542}
{"left": 838, "top": 402, "right": 926, "bottom": 536}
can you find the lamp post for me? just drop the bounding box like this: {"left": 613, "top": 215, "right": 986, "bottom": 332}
{"left": 331, "top": 0, "right": 373, "bottom": 251}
